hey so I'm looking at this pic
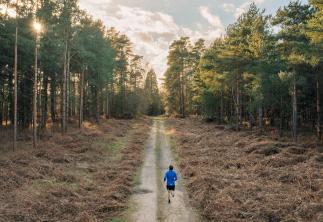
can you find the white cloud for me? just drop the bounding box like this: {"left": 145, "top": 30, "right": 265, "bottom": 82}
{"left": 234, "top": 0, "right": 266, "bottom": 18}
{"left": 103, "top": 6, "right": 181, "bottom": 76}
{"left": 78, "top": 2, "right": 224, "bottom": 80}
{"left": 254, "top": 0, "right": 266, "bottom": 4}
{"left": 199, "top": 6, "right": 224, "bottom": 30}
{"left": 79, "top": 0, "right": 112, "bottom": 18}
{"left": 108, "top": 6, "right": 179, "bottom": 35}
{"left": 219, "top": 0, "right": 267, "bottom": 19}
{"left": 222, "top": 3, "right": 235, "bottom": 13}
{"left": 235, "top": 2, "right": 249, "bottom": 18}
{"left": 79, "top": 0, "right": 112, "bottom": 9}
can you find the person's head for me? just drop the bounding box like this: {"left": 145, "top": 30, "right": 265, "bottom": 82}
{"left": 169, "top": 165, "right": 174, "bottom": 171}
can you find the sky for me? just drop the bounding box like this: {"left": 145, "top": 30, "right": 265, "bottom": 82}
{"left": 78, "top": 0, "right": 307, "bottom": 80}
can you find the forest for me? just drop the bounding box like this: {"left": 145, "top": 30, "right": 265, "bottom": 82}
{"left": 0, "top": 0, "right": 163, "bottom": 149}
{"left": 1, "top": 0, "right": 323, "bottom": 222}
{"left": 164, "top": 0, "right": 323, "bottom": 141}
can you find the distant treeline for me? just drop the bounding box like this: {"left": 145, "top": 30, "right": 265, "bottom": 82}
{"left": 164, "top": 1, "right": 322, "bottom": 141}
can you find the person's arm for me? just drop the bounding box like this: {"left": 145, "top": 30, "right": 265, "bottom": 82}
{"left": 164, "top": 172, "right": 167, "bottom": 182}
{"left": 174, "top": 172, "right": 178, "bottom": 182}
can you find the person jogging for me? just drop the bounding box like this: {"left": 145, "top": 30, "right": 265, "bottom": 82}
{"left": 164, "top": 165, "right": 177, "bottom": 203}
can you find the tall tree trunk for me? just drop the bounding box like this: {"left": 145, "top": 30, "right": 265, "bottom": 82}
{"left": 79, "top": 67, "right": 84, "bottom": 128}
{"left": 279, "top": 96, "right": 284, "bottom": 137}
{"left": 13, "top": 0, "right": 18, "bottom": 151}
{"left": 317, "top": 77, "right": 321, "bottom": 142}
{"left": 41, "top": 74, "right": 48, "bottom": 129}
{"left": 181, "top": 60, "right": 185, "bottom": 118}
{"left": 5, "top": 99, "right": 8, "bottom": 127}
{"left": 182, "top": 76, "right": 185, "bottom": 118}
{"left": 292, "top": 71, "right": 297, "bottom": 141}
{"left": 62, "top": 29, "right": 68, "bottom": 133}
{"left": 248, "top": 98, "right": 254, "bottom": 130}
{"left": 8, "top": 63, "right": 14, "bottom": 125}
{"left": 66, "top": 44, "right": 70, "bottom": 120}
{"left": 0, "top": 85, "right": 3, "bottom": 127}
{"left": 220, "top": 86, "right": 224, "bottom": 124}
{"left": 33, "top": 36, "right": 39, "bottom": 148}
{"left": 121, "top": 69, "right": 126, "bottom": 116}
{"left": 106, "top": 86, "right": 109, "bottom": 119}
{"left": 74, "top": 76, "right": 77, "bottom": 116}
{"left": 96, "top": 87, "right": 100, "bottom": 122}
{"left": 179, "top": 72, "right": 183, "bottom": 116}
{"left": 0, "top": 70, "right": 3, "bottom": 127}
{"left": 110, "top": 82, "right": 114, "bottom": 117}
{"left": 50, "top": 77, "right": 56, "bottom": 122}
{"left": 235, "top": 76, "right": 240, "bottom": 131}
{"left": 105, "top": 90, "right": 110, "bottom": 119}
{"left": 258, "top": 106, "right": 263, "bottom": 133}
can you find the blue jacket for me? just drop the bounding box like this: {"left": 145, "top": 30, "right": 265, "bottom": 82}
{"left": 164, "top": 170, "right": 177, "bottom": 186}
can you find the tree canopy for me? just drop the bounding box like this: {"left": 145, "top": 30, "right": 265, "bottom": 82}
{"left": 163, "top": 1, "right": 322, "bottom": 139}
{"left": 0, "top": 0, "right": 163, "bottom": 138}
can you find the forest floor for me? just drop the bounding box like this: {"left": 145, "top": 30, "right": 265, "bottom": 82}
{"left": 0, "top": 118, "right": 151, "bottom": 222}
{"left": 123, "top": 118, "right": 200, "bottom": 222}
{"left": 2, "top": 117, "right": 323, "bottom": 222}
{"left": 166, "top": 118, "right": 323, "bottom": 222}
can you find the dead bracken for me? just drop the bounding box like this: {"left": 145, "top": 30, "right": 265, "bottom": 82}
{"left": 166, "top": 118, "right": 323, "bottom": 222}
{"left": 0, "top": 118, "right": 151, "bottom": 222}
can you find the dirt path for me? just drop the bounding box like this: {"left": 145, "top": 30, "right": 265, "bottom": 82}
{"left": 126, "top": 119, "right": 200, "bottom": 222}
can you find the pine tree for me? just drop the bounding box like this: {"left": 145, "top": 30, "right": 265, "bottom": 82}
{"left": 144, "top": 69, "right": 162, "bottom": 115}
{"left": 164, "top": 37, "right": 191, "bottom": 117}
{"left": 273, "top": 1, "right": 314, "bottom": 141}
